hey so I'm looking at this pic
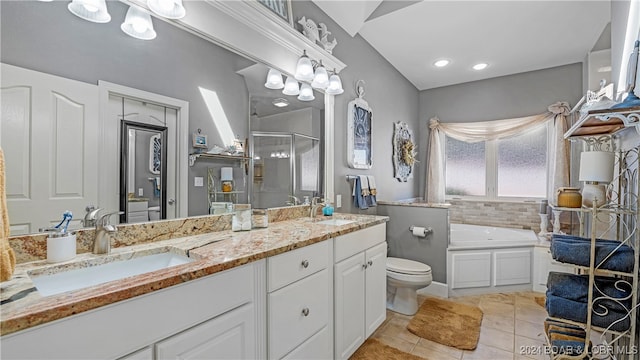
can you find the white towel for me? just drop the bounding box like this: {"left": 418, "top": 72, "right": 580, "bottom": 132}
{"left": 367, "top": 175, "right": 377, "bottom": 196}
{"left": 359, "top": 175, "right": 370, "bottom": 196}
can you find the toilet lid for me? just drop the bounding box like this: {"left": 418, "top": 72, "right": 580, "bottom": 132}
{"left": 387, "top": 257, "right": 431, "bottom": 275}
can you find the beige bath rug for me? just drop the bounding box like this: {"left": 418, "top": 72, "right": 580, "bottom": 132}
{"left": 349, "top": 338, "right": 423, "bottom": 360}
{"left": 407, "top": 297, "right": 483, "bottom": 350}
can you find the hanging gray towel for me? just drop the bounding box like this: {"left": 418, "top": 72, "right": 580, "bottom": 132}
{"left": 352, "top": 177, "right": 369, "bottom": 210}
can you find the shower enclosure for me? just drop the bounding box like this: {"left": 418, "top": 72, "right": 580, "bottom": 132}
{"left": 250, "top": 132, "right": 322, "bottom": 209}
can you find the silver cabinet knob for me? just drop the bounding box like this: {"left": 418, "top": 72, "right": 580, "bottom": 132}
{"left": 301, "top": 260, "right": 309, "bottom": 268}
{"left": 368, "top": 260, "right": 373, "bottom": 266}
{"left": 362, "top": 263, "right": 368, "bottom": 269}
{"left": 302, "top": 308, "right": 310, "bottom": 316}
{"left": 168, "top": 199, "right": 175, "bottom": 205}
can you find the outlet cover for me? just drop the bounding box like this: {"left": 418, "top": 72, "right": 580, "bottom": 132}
{"left": 336, "top": 194, "right": 342, "bottom": 208}
{"left": 194, "top": 177, "right": 204, "bottom": 187}
{"left": 138, "top": 188, "right": 143, "bottom": 197}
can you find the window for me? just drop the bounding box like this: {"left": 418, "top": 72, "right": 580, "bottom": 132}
{"left": 445, "top": 123, "right": 548, "bottom": 199}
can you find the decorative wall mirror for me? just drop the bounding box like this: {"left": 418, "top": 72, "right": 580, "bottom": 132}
{"left": 347, "top": 81, "right": 372, "bottom": 169}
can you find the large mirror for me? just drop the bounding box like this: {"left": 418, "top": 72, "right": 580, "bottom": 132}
{"left": 238, "top": 63, "right": 324, "bottom": 208}
{"left": 0, "top": 0, "right": 326, "bottom": 235}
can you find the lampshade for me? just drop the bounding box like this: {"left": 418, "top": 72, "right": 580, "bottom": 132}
{"left": 121, "top": 6, "right": 157, "bottom": 40}
{"left": 579, "top": 151, "right": 615, "bottom": 182}
{"left": 147, "top": 0, "right": 186, "bottom": 19}
{"left": 297, "top": 83, "right": 315, "bottom": 101}
{"left": 282, "top": 76, "right": 300, "bottom": 96}
{"left": 325, "top": 73, "right": 344, "bottom": 95}
{"left": 264, "top": 68, "right": 284, "bottom": 89}
{"left": 68, "top": 0, "right": 111, "bottom": 23}
{"left": 295, "top": 51, "right": 314, "bottom": 82}
{"left": 311, "top": 63, "right": 329, "bottom": 89}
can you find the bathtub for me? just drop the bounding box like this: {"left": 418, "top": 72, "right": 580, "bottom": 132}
{"left": 449, "top": 223, "right": 538, "bottom": 249}
{"left": 447, "top": 224, "right": 540, "bottom": 296}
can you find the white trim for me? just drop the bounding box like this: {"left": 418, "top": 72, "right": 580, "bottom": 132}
{"left": 98, "top": 81, "right": 189, "bottom": 219}
{"left": 324, "top": 94, "right": 335, "bottom": 201}
{"left": 416, "top": 282, "right": 449, "bottom": 298}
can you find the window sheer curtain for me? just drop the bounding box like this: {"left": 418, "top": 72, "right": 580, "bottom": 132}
{"left": 426, "top": 102, "right": 570, "bottom": 203}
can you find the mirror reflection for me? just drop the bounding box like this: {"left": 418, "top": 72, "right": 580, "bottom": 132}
{"left": 120, "top": 121, "right": 167, "bottom": 224}
{"left": 239, "top": 63, "right": 324, "bottom": 209}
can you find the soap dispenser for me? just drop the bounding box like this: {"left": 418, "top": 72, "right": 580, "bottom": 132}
{"left": 322, "top": 200, "right": 334, "bottom": 216}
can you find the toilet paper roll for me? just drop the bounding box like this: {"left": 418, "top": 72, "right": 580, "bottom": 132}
{"left": 412, "top": 226, "right": 426, "bottom": 238}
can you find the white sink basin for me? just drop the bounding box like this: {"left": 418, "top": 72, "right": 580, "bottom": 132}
{"left": 316, "top": 219, "right": 355, "bottom": 226}
{"left": 29, "top": 252, "right": 193, "bottom": 297}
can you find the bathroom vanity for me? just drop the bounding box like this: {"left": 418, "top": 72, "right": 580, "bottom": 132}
{"left": 0, "top": 214, "right": 388, "bottom": 359}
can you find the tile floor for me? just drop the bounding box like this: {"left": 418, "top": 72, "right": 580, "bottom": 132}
{"left": 369, "top": 292, "right": 556, "bottom": 360}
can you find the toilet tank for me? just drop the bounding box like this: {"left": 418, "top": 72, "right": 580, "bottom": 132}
{"left": 376, "top": 204, "right": 448, "bottom": 284}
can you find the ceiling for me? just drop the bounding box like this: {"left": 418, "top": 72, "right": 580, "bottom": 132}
{"left": 313, "top": 0, "right": 612, "bottom": 91}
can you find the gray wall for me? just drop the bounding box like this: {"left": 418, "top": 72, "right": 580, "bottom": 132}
{"left": 292, "top": 2, "right": 421, "bottom": 214}
{"left": 0, "top": 0, "right": 252, "bottom": 216}
{"left": 377, "top": 205, "right": 448, "bottom": 283}
{"left": 417, "top": 63, "right": 584, "bottom": 199}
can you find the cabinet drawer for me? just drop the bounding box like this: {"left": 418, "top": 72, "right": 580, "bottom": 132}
{"left": 268, "top": 240, "right": 328, "bottom": 292}
{"left": 268, "top": 269, "right": 329, "bottom": 359}
{"left": 128, "top": 201, "right": 148, "bottom": 212}
{"left": 334, "top": 223, "right": 386, "bottom": 263}
{"left": 282, "top": 326, "right": 331, "bottom": 360}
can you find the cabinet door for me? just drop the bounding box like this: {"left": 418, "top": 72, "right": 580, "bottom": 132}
{"left": 334, "top": 253, "right": 365, "bottom": 360}
{"left": 365, "top": 242, "right": 387, "bottom": 338}
{"left": 117, "top": 347, "right": 153, "bottom": 360}
{"left": 156, "top": 303, "right": 255, "bottom": 360}
{"left": 451, "top": 252, "right": 491, "bottom": 289}
{"left": 493, "top": 249, "right": 531, "bottom": 286}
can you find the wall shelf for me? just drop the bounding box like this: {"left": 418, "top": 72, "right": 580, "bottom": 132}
{"left": 564, "top": 105, "right": 640, "bottom": 139}
{"left": 189, "top": 153, "right": 250, "bottom": 167}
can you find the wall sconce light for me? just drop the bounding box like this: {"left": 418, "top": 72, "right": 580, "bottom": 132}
{"left": 68, "top": 0, "right": 111, "bottom": 23}
{"left": 264, "top": 68, "right": 285, "bottom": 89}
{"left": 147, "top": 0, "right": 186, "bottom": 19}
{"left": 282, "top": 76, "right": 300, "bottom": 96}
{"left": 121, "top": 5, "right": 157, "bottom": 40}
{"left": 579, "top": 151, "right": 614, "bottom": 207}
{"left": 295, "top": 50, "right": 314, "bottom": 82}
{"left": 311, "top": 61, "right": 329, "bottom": 89}
{"left": 298, "top": 83, "right": 315, "bottom": 102}
{"left": 326, "top": 70, "right": 344, "bottom": 95}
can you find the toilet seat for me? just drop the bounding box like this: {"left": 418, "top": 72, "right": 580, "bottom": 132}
{"left": 387, "top": 257, "right": 431, "bottom": 275}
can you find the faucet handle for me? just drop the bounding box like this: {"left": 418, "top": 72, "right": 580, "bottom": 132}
{"left": 97, "top": 211, "right": 123, "bottom": 227}
{"left": 311, "top": 197, "right": 324, "bottom": 206}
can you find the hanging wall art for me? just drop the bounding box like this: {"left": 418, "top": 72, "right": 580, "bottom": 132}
{"left": 347, "top": 80, "right": 372, "bottom": 169}
{"left": 393, "top": 121, "right": 417, "bottom": 182}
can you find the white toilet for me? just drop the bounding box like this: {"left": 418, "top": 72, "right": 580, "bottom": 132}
{"left": 386, "top": 257, "right": 432, "bottom": 315}
{"left": 148, "top": 206, "right": 161, "bottom": 221}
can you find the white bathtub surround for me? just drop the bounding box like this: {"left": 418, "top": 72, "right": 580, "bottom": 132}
{"left": 447, "top": 223, "right": 541, "bottom": 297}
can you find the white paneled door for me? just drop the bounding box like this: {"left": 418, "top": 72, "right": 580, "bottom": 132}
{"left": 1, "top": 64, "right": 99, "bottom": 235}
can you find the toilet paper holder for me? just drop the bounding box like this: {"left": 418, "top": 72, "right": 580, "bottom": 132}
{"left": 409, "top": 226, "right": 433, "bottom": 237}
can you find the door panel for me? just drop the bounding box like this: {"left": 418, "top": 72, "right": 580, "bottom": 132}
{"left": 334, "top": 253, "right": 365, "bottom": 360}
{"left": 1, "top": 64, "right": 98, "bottom": 234}
{"left": 365, "top": 242, "right": 387, "bottom": 338}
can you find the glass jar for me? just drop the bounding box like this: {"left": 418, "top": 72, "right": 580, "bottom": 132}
{"left": 221, "top": 180, "right": 233, "bottom": 193}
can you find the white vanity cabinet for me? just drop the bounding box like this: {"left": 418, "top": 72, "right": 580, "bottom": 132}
{"left": 334, "top": 223, "right": 387, "bottom": 360}
{"left": 1, "top": 261, "right": 266, "bottom": 360}
{"left": 267, "top": 240, "right": 333, "bottom": 360}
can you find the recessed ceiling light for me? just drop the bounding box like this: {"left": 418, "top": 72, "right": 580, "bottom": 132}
{"left": 272, "top": 98, "right": 289, "bottom": 107}
{"left": 472, "top": 63, "right": 488, "bottom": 71}
{"left": 434, "top": 59, "right": 450, "bottom": 67}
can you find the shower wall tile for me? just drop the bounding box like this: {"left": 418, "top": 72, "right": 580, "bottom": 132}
{"left": 448, "top": 199, "right": 541, "bottom": 230}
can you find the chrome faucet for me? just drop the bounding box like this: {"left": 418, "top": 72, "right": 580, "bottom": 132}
{"left": 310, "top": 197, "right": 324, "bottom": 218}
{"left": 83, "top": 206, "right": 102, "bottom": 228}
{"left": 286, "top": 195, "right": 301, "bottom": 206}
{"left": 94, "top": 211, "right": 121, "bottom": 254}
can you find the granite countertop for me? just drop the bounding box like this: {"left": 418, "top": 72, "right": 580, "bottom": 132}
{"left": 0, "top": 213, "right": 388, "bottom": 336}
{"left": 377, "top": 199, "right": 450, "bottom": 208}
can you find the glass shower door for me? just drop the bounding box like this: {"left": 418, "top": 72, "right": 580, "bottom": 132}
{"left": 293, "top": 134, "right": 321, "bottom": 201}
{"left": 251, "top": 133, "right": 293, "bottom": 209}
